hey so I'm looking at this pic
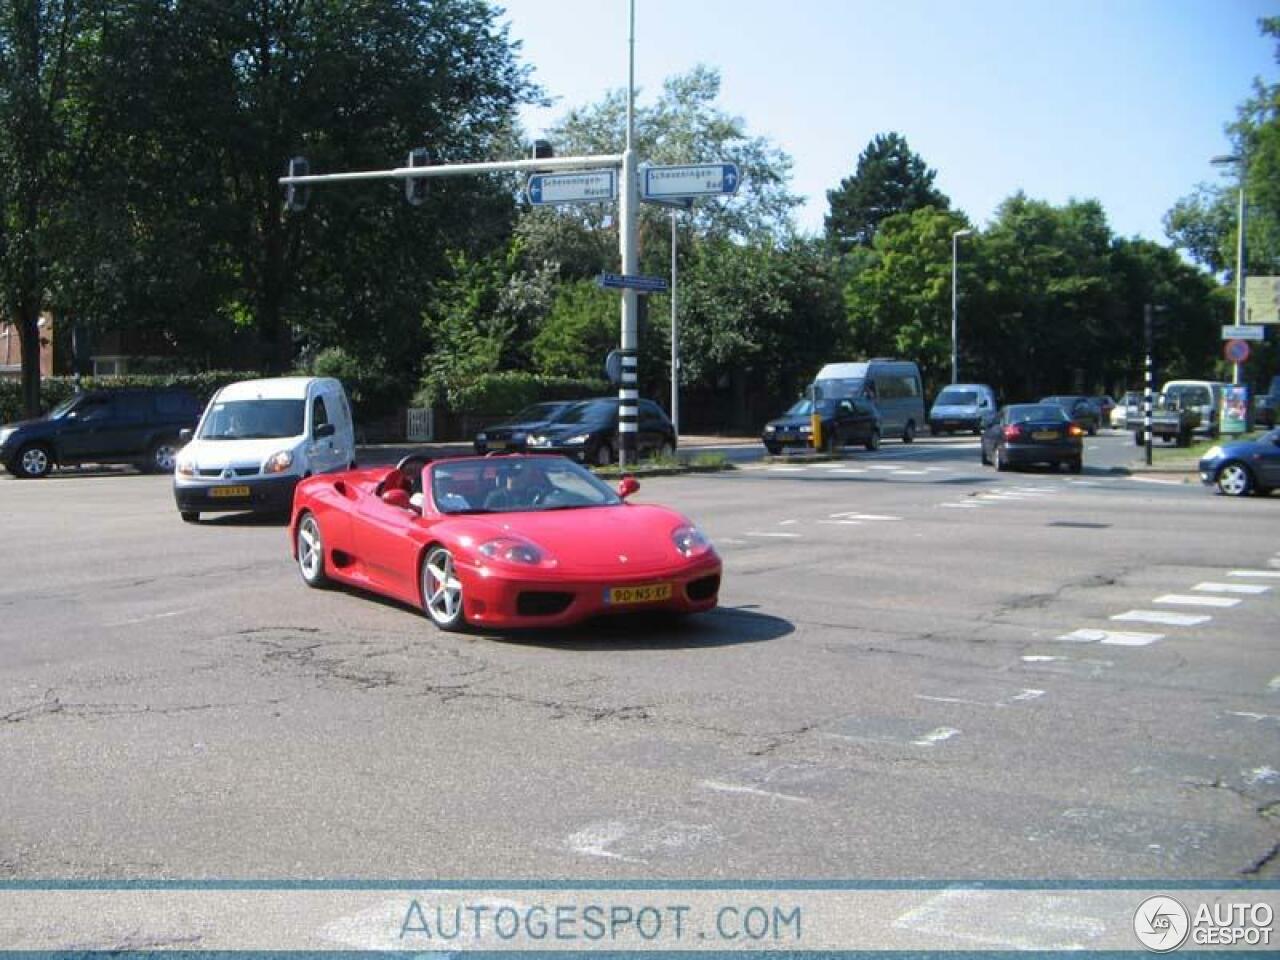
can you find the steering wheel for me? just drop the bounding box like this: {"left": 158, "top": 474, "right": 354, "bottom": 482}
{"left": 395, "top": 453, "right": 432, "bottom": 494}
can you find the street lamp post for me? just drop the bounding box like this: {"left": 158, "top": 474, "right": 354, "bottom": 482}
{"left": 951, "top": 229, "right": 973, "bottom": 384}
{"left": 1211, "top": 154, "right": 1247, "bottom": 386}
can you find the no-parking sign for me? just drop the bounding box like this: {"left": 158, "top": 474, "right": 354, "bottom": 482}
{"left": 1224, "top": 338, "right": 1250, "bottom": 364}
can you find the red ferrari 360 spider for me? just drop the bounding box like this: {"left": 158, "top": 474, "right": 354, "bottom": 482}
{"left": 288, "top": 454, "right": 721, "bottom": 631}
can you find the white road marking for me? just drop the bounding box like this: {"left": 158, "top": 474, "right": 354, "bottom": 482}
{"left": 1193, "top": 581, "right": 1270, "bottom": 594}
{"left": 716, "top": 538, "right": 747, "bottom": 546}
{"left": 1057, "top": 628, "right": 1165, "bottom": 646}
{"left": 1245, "top": 766, "right": 1280, "bottom": 785}
{"left": 830, "top": 468, "right": 868, "bottom": 474}
{"left": 1227, "top": 711, "right": 1280, "bottom": 722}
{"left": 566, "top": 822, "right": 644, "bottom": 863}
{"left": 830, "top": 512, "right": 902, "bottom": 521}
{"left": 1067, "top": 480, "right": 1100, "bottom": 486}
{"left": 1270, "top": 675, "right": 1280, "bottom": 692}
{"left": 818, "top": 520, "right": 862, "bottom": 526}
{"left": 892, "top": 469, "right": 929, "bottom": 475}
{"left": 1153, "top": 594, "right": 1241, "bottom": 608}
{"left": 105, "top": 609, "right": 194, "bottom": 627}
{"left": 767, "top": 466, "right": 805, "bottom": 473}
{"left": 698, "top": 780, "right": 812, "bottom": 804}
{"left": 1131, "top": 476, "right": 1183, "bottom": 485}
{"left": 867, "top": 465, "right": 901, "bottom": 471}
{"left": 1021, "top": 655, "right": 1065, "bottom": 662}
{"left": 1111, "top": 610, "right": 1212, "bottom": 626}
{"left": 939, "top": 502, "right": 981, "bottom": 508}
{"left": 746, "top": 531, "right": 801, "bottom": 538}
{"left": 912, "top": 726, "right": 961, "bottom": 746}
{"left": 778, "top": 519, "right": 798, "bottom": 526}
{"left": 918, "top": 689, "right": 1045, "bottom": 708}
{"left": 1228, "top": 569, "right": 1280, "bottom": 578}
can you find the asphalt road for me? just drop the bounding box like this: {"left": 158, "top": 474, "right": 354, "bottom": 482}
{"left": 1, "top": 432, "right": 1276, "bottom": 881}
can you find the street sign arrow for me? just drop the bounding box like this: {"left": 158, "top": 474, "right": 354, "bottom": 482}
{"left": 526, "top": 169, "right": 616, "bottom": 205}
{"left": 642, "top": 163, "right": 741, "bottom": 200}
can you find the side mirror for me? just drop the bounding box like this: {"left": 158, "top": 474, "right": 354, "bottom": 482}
{"left": 179, "top": 428, "right": 193, "bottom": 443}
{"left": 617, "top": 475, "right": 640, "bottom": 499}
{"left": 315, "top": 422, "right": 336, "bottom": 439}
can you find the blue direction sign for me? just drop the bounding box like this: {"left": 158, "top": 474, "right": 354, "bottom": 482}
{"left": 527, "top": 169, "right": 616, "bottom": 205}
{"left": 642, "top": 163, "right": 740, "bottom": 200}
{"left": 597, "top": 272, "right": 669, "bottom": 293}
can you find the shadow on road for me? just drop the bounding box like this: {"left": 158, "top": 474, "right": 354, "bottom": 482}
{"left": 488, "top": 604, "right": 792, "bottom": 651}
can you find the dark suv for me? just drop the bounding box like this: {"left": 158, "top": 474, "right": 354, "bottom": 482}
{"left": 0, "top": 388, "right": 203, "bottom": 478}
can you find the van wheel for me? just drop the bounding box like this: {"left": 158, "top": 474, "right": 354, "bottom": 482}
{"left": 15, "top": 443, "right": 52, "bottom": 478}
{"left": 147, "top": 439, "right": 179, "bottom": 473}
{"left": 902, "top": 421, "right": 916, "bottom": 443}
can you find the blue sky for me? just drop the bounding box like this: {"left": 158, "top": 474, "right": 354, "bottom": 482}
{"left": 496, "top": 0, "right": 1277, "bottom": 242}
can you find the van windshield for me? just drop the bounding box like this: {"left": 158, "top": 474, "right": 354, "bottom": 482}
{"left": 199, "top": 399, "right": 306, "bottom": 440}
{"left": 935, "top": 389, "right": 978, "bottom": 405}
{"left": 813, "top": 378, "right": 864, "bottom": 401}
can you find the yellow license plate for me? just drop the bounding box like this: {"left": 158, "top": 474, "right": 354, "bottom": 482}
{"left": 1032, "top": 430, "right": 1059, "bottom": 440}
{"left": 607, "top": 583, "right": 673, "bottom": 605}
{"left": 489, "top": 441, "right": 507, "bottom": 450}
{"left": 210, "top": 485, "right": 251, "bottom": 498}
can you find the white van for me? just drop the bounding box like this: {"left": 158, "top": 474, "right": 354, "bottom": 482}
{"left": 173, "top": 377, "right": 355, "bottom": 522}
{"left": 1160, "top": 379, "right": 1228, "bottom": 437}
{"left": 812, "top": 359, "right": 926, "bottom": 442}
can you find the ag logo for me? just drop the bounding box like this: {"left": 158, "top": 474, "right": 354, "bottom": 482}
{"left": 1134, "top": 895, "right": 1190, "bottom": 952}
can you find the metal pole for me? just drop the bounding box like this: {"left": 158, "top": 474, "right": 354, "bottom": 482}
{"left": 617, "top": 0, "right": 639, "bottom": 468}
{"left": 951, "top": 233, "right": 959, "bottom": 385}
{"left": 1144, "top": 304, "right": 1153, "bottom": 467}
{"left": 1233, "top": 185, "right": 1246, "bottom": 386}
{"left": 670, "top": 210, "right": 679, "bottom": 438}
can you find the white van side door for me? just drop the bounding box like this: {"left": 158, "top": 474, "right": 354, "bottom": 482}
{"left": 306, "top": 386, "right": 345, "bottom": 475}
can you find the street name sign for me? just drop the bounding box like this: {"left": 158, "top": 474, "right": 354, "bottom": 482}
{"left": 1245, "top": 276, "right": 1280, "bottom": 323}
{"left": 597, "top": 273, "right": 669, "bottom": 293}
{"left": 642, "top": 163, "right": 740, "bottom": 200}
{"left": 1221, "top": 324, "right": 1265, "bottom": 341}
{"left": 526, "top": 169, "right": 616, "bottom": 205}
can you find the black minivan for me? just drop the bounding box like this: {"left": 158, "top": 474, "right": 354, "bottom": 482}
{"left": 0, "top": 388, "right": 203, "bottom": 478}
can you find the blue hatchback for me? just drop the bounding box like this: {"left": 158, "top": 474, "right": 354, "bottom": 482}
{"left": 1198, "top": 429, "right": 1280, "bottom": 497}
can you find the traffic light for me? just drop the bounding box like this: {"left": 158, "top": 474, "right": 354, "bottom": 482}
{"left": 405, "top": 148, "right": 430, "bottom": 206}
{"left": 285, "top": 156, "right": 310, "bottom": 211}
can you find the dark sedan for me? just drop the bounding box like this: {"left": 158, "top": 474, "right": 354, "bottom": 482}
{"left": 762, "top": 397, "right": 881, "bottom": 454}
{"left": 982, "top": 403, "right": 1084, "bottom": 473}
{"left": 474, "top": 401, "right": 575, "bottom": 455}
{"left": 524, "top": 397, "right": 676, "bottom": 465}
{"left": 1198, "top": 429, "right": 1280, "bottom": 497}
{"left": 1040, "top": 395, "right": 1101, "bottom": 435}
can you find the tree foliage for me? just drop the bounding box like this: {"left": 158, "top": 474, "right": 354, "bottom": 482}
{"left": 825, "top": 132, "right": 950, "bottom": 253}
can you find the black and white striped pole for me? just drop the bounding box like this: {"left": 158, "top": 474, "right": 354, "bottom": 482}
{"left": 617, "top": 0, "right": 639, "bottom": 468}
{"left": 1143, "top": 303, "right": 1153, "bottom": 466}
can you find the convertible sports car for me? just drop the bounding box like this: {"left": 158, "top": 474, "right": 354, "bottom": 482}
{"left": 289, "top": 454, "right": 722, "bottom": 631}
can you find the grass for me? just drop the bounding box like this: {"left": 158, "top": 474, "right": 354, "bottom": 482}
{"left": 591, "top": 450, "right": 733, "bottom": 478}
{"left": 1148, "top": 430, "right": 1261, "bottom": 464}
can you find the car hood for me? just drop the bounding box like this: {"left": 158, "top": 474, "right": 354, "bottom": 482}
{"left": 451, "top": 503, "right": 700, "bottom": 574}
{"left": 183, "top": 436, "right": 303, "bottom": 468}
{"left": 765, "top": 417, "right": 815, "bottom": 430}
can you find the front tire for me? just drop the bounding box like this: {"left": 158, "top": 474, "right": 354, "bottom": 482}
{"left": 902, "top": 421, "right": 916, "bottom": 443}
{"left": 180, "top": 511, "right": 200, "bottom": 524}
{"left": 594, "top": 442, "right": 613, "bottom": 467}
{"left": 296, "top": 512, "right": 330, "bottom": 587}
{"left": 422, "top": 545, "right": 466, "bottom": 631}
{"left": 865, "top": 429, "right": 881, "bottom": 452}
{"left": 147, "top": 439, "right": 179, "bottom": 474}
{"left": 1215, "top": 462, "right": 1254, "bottom": 497}
{"left": 15, "top": 443, "right": 53, "bottom": 478}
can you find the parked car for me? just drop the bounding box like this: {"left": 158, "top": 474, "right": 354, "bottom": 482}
{"left": 173, "top": 376, "right": 355, "bottom": 523}
{"left": 290, "top": 453, "right": 721, "bottom": 630}
{"left": 1113, "top": 391, "right": 1141, "bottom": 429}
{"left": 762, "top": 396, "right": 881, "bottom": 454}
{"left": 474, "top": 401, "right": 575, "bottom": 455}
{"left": 928, "top": 383, "right": 997, "bottom": 435}
{"left": 524, "top": 397, "right": 675, "bottom": 465}
{"left": 0, "top": 387, "right": 202, "bottom": 478}
{"left": 1252, "top": 376, "right": 1280, "bottom": 429}
{"left": 811, "top": 358, "right": 925, "bottom": 442}
{"left": 1127, "top": 391, "right": 1201, "bottom": 447}
{"left": 1198, "top": 429, "right": 1280, "bottom": 497}
{"left": 1159, "top": 379, "right": 1227, "bottom": 437}
{"left": 981, "top": 403, "right": 1085, "bottom": 473}
{"left": 1039, "top": 395, "right": 1101, "bottom": 435}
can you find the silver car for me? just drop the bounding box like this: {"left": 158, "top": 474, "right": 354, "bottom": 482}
{"left": 929, "top": 383, "right": 998, "bottom": 435}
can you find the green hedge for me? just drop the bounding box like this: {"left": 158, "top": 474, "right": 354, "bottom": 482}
{"left": 417, "top": 370, "right": 609, "bottom": 416}
{"left": 0, "top": 372, "right": 261, "bottom": 425}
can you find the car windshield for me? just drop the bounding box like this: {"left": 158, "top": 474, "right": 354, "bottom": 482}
{"left": 936, "top": 389, "right": 978, "bottom": 405}
{"left": 1007, "top": 404, "right": 1069, "bottom": 423}
{"left": 430, "top": 457, "right": 623, "bottom": 514}
{"left": 553, "top": 400, "right": 615, "bottom": 426}
{"left": 198, "top": 399, "right": 305, "bottom": 440}
{"left": 813, "top": 378, "right": 864, "bottom": 401}
{"left": 785, "top": 398, "right": 836, "bottom": 416}
{"left": 1164, "top": 385, "right": 1210, "bottom": 406}
{"left": 47, "top": 396, "right": 82, "bottom": 419}
{"left": 509, "top": 402, "right": 566, "bottom": 423}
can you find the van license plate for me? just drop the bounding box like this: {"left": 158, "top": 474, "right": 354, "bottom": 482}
{"left": 607, "top": 583, "right": 672, "bottom": 605}
{"left": 210, "top": 485, "right": 250, "bottom": 498}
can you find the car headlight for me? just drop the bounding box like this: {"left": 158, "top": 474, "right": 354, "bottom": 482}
{"left": 672, "top": 524, "right": 713, "bottom": 558}
{"left": 476, "top": 432, "right": 487, "bottom": 443}
{"left": 526, "top": 435, "right": 550, "bottom": 447}
{"left": 478, "top": 537, "right": 546, "bottom": 566}
{"left": 1204, "top": 445, "right": 1223, "bottom": 460}
{"left": 564, "top": 434, "right": 589, "bottom": 445}
{"left": 264, "top": 450, "right": 294, "bottom": 474}
{"left": 764, "top": 425, "right": 776, "bottom": 434}
{"left": 0, "top": 427, "right": 13, "bottom": 445}
{"left": 799, "top": 425, "right": 811, "bottom": 434}
{"left": 175, "top": 458, "right": 196, "bottom": 477}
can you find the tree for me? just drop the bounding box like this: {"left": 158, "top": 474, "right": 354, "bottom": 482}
{"left": 825, "top": 132, "right": 950, "bottom": 253}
